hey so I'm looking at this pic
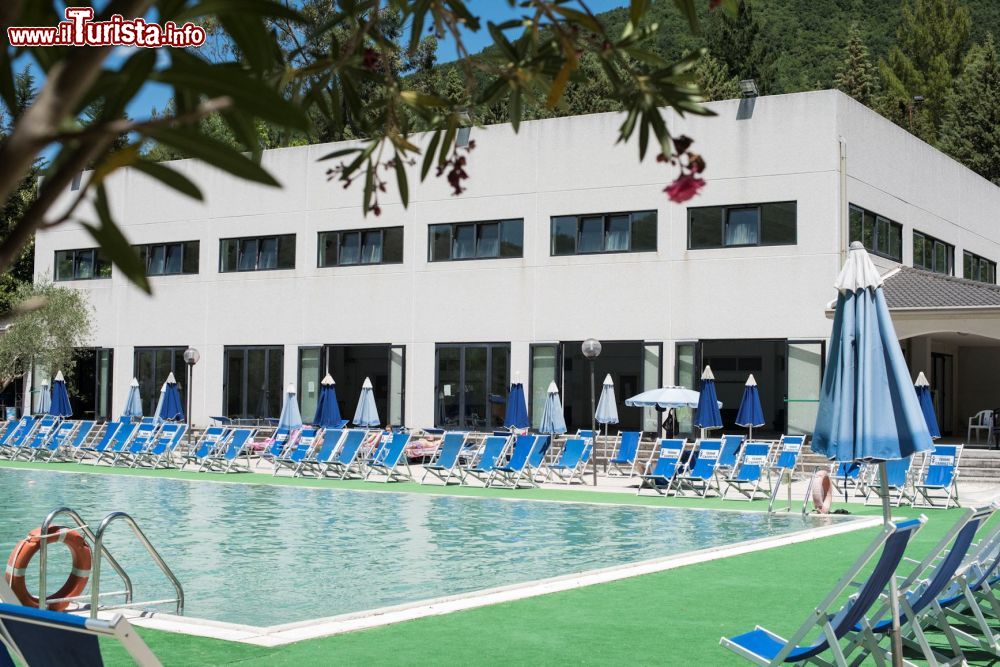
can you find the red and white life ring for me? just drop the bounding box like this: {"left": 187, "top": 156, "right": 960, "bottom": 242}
{"left": 5, "top": 527, "right": 91, "bottom": 611}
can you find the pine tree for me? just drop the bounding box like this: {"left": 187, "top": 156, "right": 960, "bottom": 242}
{"left": 878, "top": 0, "right": 971, "bottom": 143}
{"left": 834, "top": 24, "right": 878, "bottom": 107}
{"left": 695, "top": 52, "right": 742, "bottom": 102}
{"left": 938, "top": 35, "right": 1000, "bottom": 184}
{"left": 706, "top": 0, "right": 777, "bottom": 93}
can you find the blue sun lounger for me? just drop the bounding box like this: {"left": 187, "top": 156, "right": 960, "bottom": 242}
{"left": 113, "top": 422, "right": 159, "bottom": 466}
{"left": 720, "top": 516, "right": 925, "bottom": 666}
{"left": 675, "top": 439, "right": 724, "bottom": 497}
{"left": 14, "top": 415, "right": 59, "bottom": 460}
{"left": 717, "top": 433, "right": 746, "bottom": 473}
{"left": 865, "top": 456, "right": 915, "bottom": 507}
{"left": 544, "top": 437, "right": 591, "bottom": 485}
{"left": 180, "top": 426, "right": 228, "bottom": 470}
{"left": 321, "top": 429, "right": 369, "bottom": 479}
{"left": 722, "top": 442, "right": 773, "bottom": 501}
{"left": 913, "top": 444, "right": 962, "bottom": 509}
{"left": 45, "top": 420, "right": 95, "bottom": 462}
{"left": 294, "top": 428, "right": 345, "bottom": 477}
{"left": 0, "top": 602, "right": 160, "bottom": 666}
{"left": 767, "top": 435, "right": 806, "bottom": 511}
{"left": 29, "top": 419, "right": 73, "bottom": 461}
{"left": 831, "top": 461, "right": 866, "bottom": 497}
{"left": 488, "top": 434, "right": 542, "bottom": 488}
{"left": 365, "top": 432, "right": 413, "bottom": 482}
{"left": 607, "top": 431, "right": 643, "bottom": 477}
{"left": 461, "top": 435, "right": 509, "bottom": 486}
{"left": 421, "top": 432, "right": 469, "bottom": 486}
{"left": 77, "top": 420, "right": 123, "bottom": 462}
{"left": 92, "top": 421, "right": 137, "bottom": 466}
{"left": 200, "top": 428, "right": 256, "bottom": 473}
{"left": 136, "top": 423, "right": 187, "bottom": 468}
{"left": 272, "top": 428, "right": 320, "bottom": 477}
{"left": 1, "top": 416, "right": 37, "bottom": 458}
{"left": 637, "top": 439, "right": 686, "bottom": 496}
{"left": 257, "top": 426, "right": 292, "bottom": 468}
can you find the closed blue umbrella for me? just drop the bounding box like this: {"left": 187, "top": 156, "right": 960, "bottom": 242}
{"left": 277, "top": 383, "right": 303, "bottom": 431}
{"left": 812, "top": 242, "right": 933, "bottom": 660}
{"left": 122, "top": 377, "right": 143, "bottom": 420}
{"left": 595, "top": 374, "right": 619, "bottom": 426}
{"left": 312, "top": 373, "right": 342, "bottom": 428}
{"left": 36, "top": 381, "right": 51, "bottom": 415}
{"left": 539, "top": 381, "right": 567, "bottom": 435}
{"left": 353, "top": 376, "right": 380, "bottom": 427}
{"left": 504, "top": 382, "right": 529, "bottom": 429}
{"left": 49, "top": 371, "right": 72, "bottom": 417}
{"left": 157, "top": 372, "right": 184, "bottom": 422}
{"left": 914, "top": 372, "right": 941, "bottom": 440}
{"left": 735, "top": 374, "right": 765, "bottom": 440}
{"left": 694, "top": 366, "right": 723, "bottom": 435}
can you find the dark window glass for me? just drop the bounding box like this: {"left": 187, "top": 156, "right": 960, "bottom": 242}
{"left": 183, "top": 241, "right": 199, "bottom": 274}
{"left": 55, "top": 251, "right": 75, "bottom": 281}
{"left": 761, "top": 202, "right": 797, "bottom": 245}
{"left": 276, "top": 236, "right": 295, "bottom": 269}
{"left": 914, "top": 234, "right": 926, "bottom": 268}
{"left": 913, "top": 231, "right": 953, "bottom": 275}
{"left": 849, "top": 206, "right": 863, "bottom": 245}
{"left": 875, "top": 217, "right": 890, "bottom": 256}
{"left": 76, "top": 251, "right": 94, "bottom": 279}
{"left": 134, "top": 242, "right": 197, "bottom": 276}
{"left": 552, "top": 217, "right": 577, "bottom": 255}
{"left": 499, "top": 220, "right": 524, "bottom": 258}
{"left": 724, "top": 207, "right": 759, "bottom": 246}
{"left": 690, "top": 202, "right": 795, "bottom": 249}
{"left": 361, "top": 230, "right": 383, "bottom": 264}
{"left": 237, "top": 239, "right": 258, "bottom": 271}
{"left": 862, "top": 211, "right": 875, "bottom": 251}
{"left": 221, "top": 235, "right": 295, "bottom": 272}
{"left": 223, "top": 346, "right": 284, "bottom": 420}
{"left": 427, "top": 220, "right": 519, "bottom": 262}
{"left": 477, "top": 222, "right": 499, "bottom": 258}
{"left": 148, "top": 245, "right": 166, "bottom": 275}
{"left": 688, "top": 207, "right": 723, "bottom": 249}
{"left": 53, "top": 248, "right": 112, "bottom": 281}
{"left": 383, "top": 227, "right": 404, "bottom": 263}
{"left": 339, "top": 232, "right": 360, "bottom": 265}
{"left": 453, "top": 224, "right": 475, "bottom": 259}
{"left": 258, "top": 237, "right": 278, "bottom": 269}
{"left": 578, "top": 217, "right": 604, "bottom": 253}
{"left": 849, "top": 204, "right": 902, "bottom": 261}
{"left": 964, "top": 252, "right": 973, "bottom": 279}
{"left": 221, "top": 239, "right": 238, "bottom": 272}
{"left": 888, "top": 223, "right": 902, "bottom": 261}
{"left": 606, "top": 215, "right": 630, "bottom": 252}
{"left": 319, "top": 228, "right": 401, "bottom": 266}
{"left": 630, "top": 211, "right": 657, "bottom": 251}
{"left": 164, "top": 244, "right": 184, "bottom": 275}
{"left": 319, "top": 232, "right": 338, "bottom": 267}
{"left": 429, "top": 225, "right": 451, "bottom": 261}
{"left": 133, "top": 347, "right": 186, "bottom": 417}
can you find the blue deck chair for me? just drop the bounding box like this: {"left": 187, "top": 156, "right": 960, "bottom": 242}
{"left": 0, "top": 602, "right": 159, "bottom": 666}
{"left": 77, "top": 420, "right": 122, "bottom": 462}
{"left": 865, "top": 456, "right": 916, "bottom": 507}
{"left": 256, "top": 426, "right": 292, "bottom": 469}
{"left": 637, "top": 439, "right": 686, "bottom": 496}
{"left": 607, "top": 431, "right": 642, "bottom": 477}
{"left": 720, "top": 516, "right": 925, "bottom": 666}
{"left": 421, "top": 432, "right": 469, "bottom": 486}
{"left": 717, "top": 433, "right": 746, "bottom": 472}
{"left": 295, "top": 428, "right": 345, "bottom": 477}
{"left": 322, "top": 429, "right": 369, "bottom": 479}
{"left": 46, "top": 420, "right": 95, "bottom": 462}
{"left": 488, "top": 434, "right": 541, "bottom": 489}
{"left": 365, "top": 432, "right": 413, "bottom": 482}
{"left": 844, "top": 505, "right": 996, "bottom": 666}
{"left": 544, "top": 437, "right": 592, "bottom": 485}
{"left": 1, "top": 416, "right": 37, "bottom": 458}
{"left": 92, "top": 422, "right": 137, "bottom": 466}
{"left": 462, "top": 436, "right": 511, "bottom": 486}
{"left": 674, "top": 439, "right": 724, "bottom": 497}
{"left": 831, "top": 461, "right": 866, "bottom": 498}
{"left": 200, "top": 428, "right": 255, "bottom": 473}
{"left": 180, "top": 426, "right": 228, "bottom": 470}
{"left": 14, "top": 415, "right": 58, "bottom": 460}
{"left": 913, "top": 444, "right": 962, "bottom": 509}
{"left": 273, "top": 428, "right": 320, "bottom": 476}
{"left": 31, "top": 420, "right": 75, "bottom": 461}
{"left": 113, "top": 422, "right": 159, "bottom": 466}
{"left": 136, "top": 423, "right": 187, "bottom": 469}
{"left": 722, "top": 442, "right": 773, "bottom": 501}
{"left": 0, "top": 419, "right": 18, "bottom": 452}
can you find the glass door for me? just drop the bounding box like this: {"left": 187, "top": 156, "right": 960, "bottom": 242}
{"left": 435, "top": 344, "right": 510, "bottom": 430}
{"left": 786, "top": 340, "right": 824, "bottom": 435}
{"left": 529, "top": 344, "right": 560, "bottom": 429}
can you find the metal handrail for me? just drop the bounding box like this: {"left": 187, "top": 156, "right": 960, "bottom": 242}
{"left": 90, "top": 512, "right": 184, "bottom": 618}
{"left": 38, "top": 507, "right": 133, "bottom": 611}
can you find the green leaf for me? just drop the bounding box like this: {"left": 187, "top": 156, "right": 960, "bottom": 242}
{"left": 317, "top": 147, "right": 362, "bottom": 162}
{"left": 394, "top": 152, "right": 409, "bottom": 208}
{"left": 0, "top": 49, "right": 17, "bottom": 117}
{"left": 638, "top": 111, "right": 649, "bottom": 160}
{"left": 362, "top": 159, "right": 374, "bottom": 215}
{"left": 144, "top": 127, "right": 280, "bottom": 187}
{"left": 552, "top": 6, "right": 602, "bottom": 33}
{"left": 421, "top": 131, "right": 441, "bottom": 181}
{"left": 399, "top": 90, "right": 449, "bottom": 108}
{"left": 84, "top": 186, "right": 150, "bottom": 294}
{"left": 132, "top": 160, "right": 204, "bottom": 201}
{"left": 174, "top": 0, "right": 302, "bottom": 22}
{"left": 672, "top": 0, "right": 700, "bottom": 34}
{"left": 509, "top": 88, "right": 523, "bottom": 132}
{"left": 629, "top": 0, "right": 650, "bottom": 26}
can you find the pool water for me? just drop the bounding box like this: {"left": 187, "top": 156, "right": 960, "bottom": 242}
{"left": 0, "top": 469, "right": 839, "bottom": 626}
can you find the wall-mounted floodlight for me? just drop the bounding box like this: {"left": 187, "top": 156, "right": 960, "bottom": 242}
{"left": 739, "top": 79, "right": 759, "bottom": 98}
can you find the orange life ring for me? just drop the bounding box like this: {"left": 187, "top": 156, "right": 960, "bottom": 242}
{"left": 811, "top": 470, "right": 833, "bottom": 514}
{"left": 5, "top": 526, "right": 91, "bottom": 611}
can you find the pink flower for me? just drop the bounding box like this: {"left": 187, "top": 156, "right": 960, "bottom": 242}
{"left": 664, "top": 173, "right": 706, "bottom": 203}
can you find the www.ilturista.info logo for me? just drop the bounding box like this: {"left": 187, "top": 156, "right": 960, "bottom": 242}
{"left": 7, "top": 7, "right": 206, "bottom": 48}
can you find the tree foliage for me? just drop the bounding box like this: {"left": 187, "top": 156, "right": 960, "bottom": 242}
{"left": 0, "top": 280, "right": 93, "bottom": 392}
{"left": 834, "top": 23, "right": 878, "bottom": 107}
{"left": 705, "top": 0, "right": 775, "bottom": 93}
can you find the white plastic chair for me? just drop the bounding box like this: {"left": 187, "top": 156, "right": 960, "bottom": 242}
{"left": 968, "top": 410, "right": 992, "bottom": 444}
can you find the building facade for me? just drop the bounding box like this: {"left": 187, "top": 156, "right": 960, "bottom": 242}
{"left": 34, "top": 90, "right": 1000, "bottom": 436}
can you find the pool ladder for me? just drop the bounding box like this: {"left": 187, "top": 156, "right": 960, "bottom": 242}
{"left": 34, "top": 507, "right": 184, "bottom": 618}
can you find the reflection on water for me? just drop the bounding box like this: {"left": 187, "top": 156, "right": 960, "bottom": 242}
{"left": 0, "top": 469, "right": 836, "bottom": 626}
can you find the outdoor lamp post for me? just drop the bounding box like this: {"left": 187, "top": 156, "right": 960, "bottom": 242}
{"left": 183, "top": 347, "right": 200, "bottom": 444}
{"left": 581, "top": 338, "right": 602, "bottom": 486}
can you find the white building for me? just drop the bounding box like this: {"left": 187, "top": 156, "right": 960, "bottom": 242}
{"left": 34, "top": 90, "right": 1000, "bottom": 437}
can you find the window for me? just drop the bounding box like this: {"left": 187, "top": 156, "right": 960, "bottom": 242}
{"left": 220, "top": 235, "right": 295, "bottom": 272}
{"left": 435, "top": 343, "right": 510, "bottom": 430}
{"left": 428, "top": 219, "right": 523, "bottom": 261}
{"left": 135, "top": 241, "right": 199, "bottom": 276}
{"left": 849, "top": 205, "right": 902, "bottom": 261}
{"left": 551, "top": 211, "right": 656, "bottom": 255}
{"left": 223, "top": 346, "right": 284, "bottom": 419}
{"left": 687, "top": 202, "right": 796, "bottom": 249}
{"left": 133, "top": 347, "right": 186, "bottom": 417}
{"left": 318, "top": 227, "right": 403, "bottom": 267}
{"left": 963, "top": 251, "right": 997, "bottom": 284}
{"left": 913, "top": 231, "right": 954, "bottom": 275}
{"left": 54, "top": 248, "right": 111, "bottom": 281}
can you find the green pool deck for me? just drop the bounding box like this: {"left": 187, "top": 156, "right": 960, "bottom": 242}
{"left": 0, "top": 461, "right": 995, "bottom": 666}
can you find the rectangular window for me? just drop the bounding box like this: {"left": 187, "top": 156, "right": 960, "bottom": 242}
{"left": 963, "top": 251, "right": 996, "bottom": 284}
{"left": 913, "top": 231, "right": 954, "bottom": 275}
{"left": 223, "top": 346, "right": 284, "bottom": 419}
{"left": 551, "top": 211, "right": 657, "bottom": 255}
{"left": 317, "top": 227, "right": 403, "bottom": 267}
{"left": 133, "top": 347, "right": 186, "bottom": 417}
{"left": 219, "top": 235, "right": 295, "bottom": 272}
{"left": 428, "top": 219, "right": 523, "bottom": 262}
{"left": 53, "top": 248, "right": 112, "bottom": 281}
{"left": 848, "top": 205, "right": 902, "bottom": 261}
{"left": 687, "top": 202, "right": 796, "bottom": 249}
{"left": 134, "top": 241, "right": 199, "bottom": 276}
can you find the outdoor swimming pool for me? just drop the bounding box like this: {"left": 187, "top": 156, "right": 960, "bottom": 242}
{"left": 0, "top": 469, "right": 849, "bottom": 627}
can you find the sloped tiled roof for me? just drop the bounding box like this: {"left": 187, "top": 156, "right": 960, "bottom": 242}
{"left": 882, "top": 266, "right": 1000, "bottom": 309}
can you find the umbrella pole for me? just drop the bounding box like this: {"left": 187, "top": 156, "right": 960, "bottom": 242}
{"left": 879, "top": 461, "right": 904, "bottom": 667}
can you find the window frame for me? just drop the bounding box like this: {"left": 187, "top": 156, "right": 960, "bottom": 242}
{"left": 134, "top": 240, "right": 200, "bottom": 276}
{"left": 219, "top": 234, "right": 296, "bottom": 273}
{"left": 427, "top": 219, "right": 524, "bottom": 262}
{"left": 53, "top": 248, "right": 112, "bottom": 281}
{"left": 849, "top": 204, "right": 903, "bottom": 262}
{"left": 913, "top": 230, "right": 955, "bottom": 276}
{"left": 686, "top": 201, "right": 798, "bottom": 250}
{"left": 316, "top": 226, "right": 403, "bottom": 268}
{"left": 549, "top": 210, "right": 658, "bottom": 256}
{"left": 963, "top": 250, "right": 997, "bottom": 284}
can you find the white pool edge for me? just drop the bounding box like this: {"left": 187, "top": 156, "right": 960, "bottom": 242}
{"left": 106, "top": 515, "right": 883, "bottom": 647}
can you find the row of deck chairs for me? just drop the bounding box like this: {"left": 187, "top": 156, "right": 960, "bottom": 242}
{"left": 826, "top": 444, "right": 964, "bottom": 509}
{"left": 722, "top": 502, "right": 1000, "bottom": 666}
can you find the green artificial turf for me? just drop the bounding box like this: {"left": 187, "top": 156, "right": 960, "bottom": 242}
{"left": 0, "top": 462, "right": 991, "bottom": 665}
